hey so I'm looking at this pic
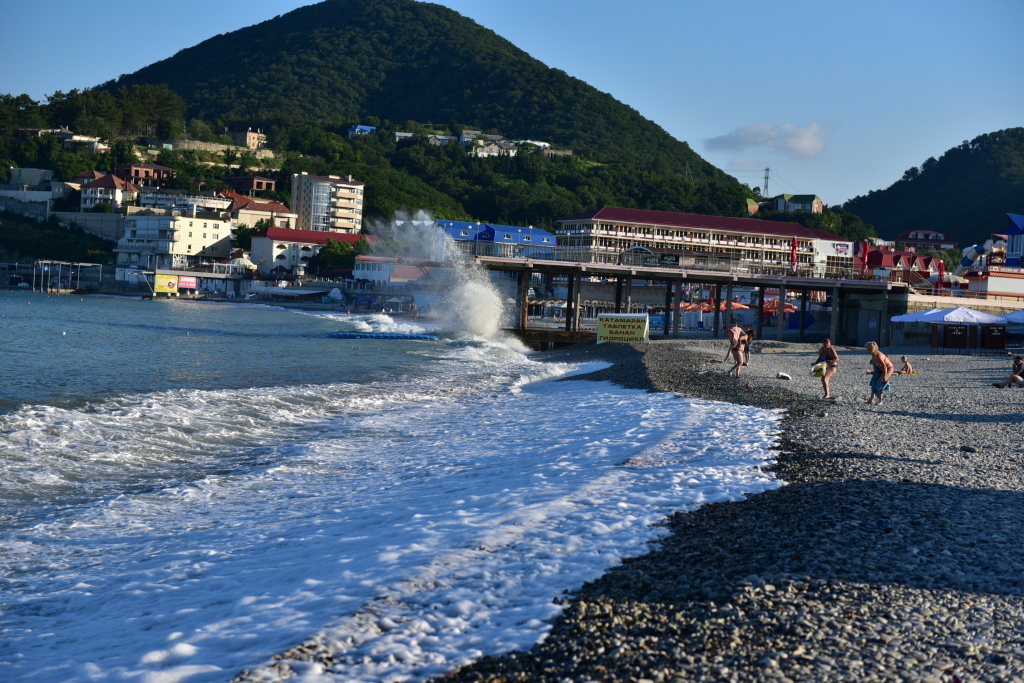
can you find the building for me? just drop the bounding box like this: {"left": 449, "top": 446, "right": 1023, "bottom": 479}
{"left": 394, "top": 132, "right": 415, "bottom": 143}
{"left": 556, "top": 206, "right": 854, "bottom": 274}
{"left": 139, "top": 189, "right": 232, "bottom": 212}
{"left": 249, "top": 226, "right": 376, "bottom": 275}
{"left": 115, "top": 163, "right": 177, "bottom": 189}
{"left": 73, "top": 170, "right": 107, "bottom": 184}
{"left": 774, "top": 194, "right": 824, "bottom": 214}
{"left": 348, "top": 125, "right": 377, "bottom": 138}
{"left": 114, "top": 212, "right": 234, "bottom": 268}
{"left": 225, "top": 130, "right": 267, "bottom": 150}
{"left": 426, "top": 134, "right": 458, "bottom": 146}
{"left": 861, "top": 246, "right": 941, "bottom": 285}
{"left": 81, "top": 175, "right": 140, "bottom": 210}
{"left": 353, "top": 256, "right": 431, "bottom": 287}
{"left": 438, "top": 220, "right": 555, "bottom": 246}
{"left": 1004, "top": 213, "right": 1024, "bottom": 267}
{"left": 290, "top": 172, "right": 365, "bottom": 233}
{"left": 895, "top": 230, "right": 957, "bottom": 252}
{"left": 54, "top": 130, "right": 109, "bottom": 155}
{"left": 218, "top": 190, "right": 297, "bottom": 228}
{"left": 472, "top": 141, "right": 517, "bottom": 157}
{"left": 222, "top": 176, "right": 277, "bottom": 194}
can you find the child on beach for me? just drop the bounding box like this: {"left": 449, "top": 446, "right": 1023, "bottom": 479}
{"left": 896, "top": 356, "right": 915, "bottom": 375}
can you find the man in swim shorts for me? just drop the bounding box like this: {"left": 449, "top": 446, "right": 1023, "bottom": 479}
{"left": 724, "top": 322, "right": 744, "bottom": 377}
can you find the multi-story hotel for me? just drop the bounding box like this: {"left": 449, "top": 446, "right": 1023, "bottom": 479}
{"left": 114, "top": 212, "right": 234, "bottom": 269}
{"left": 556, "top": 206, "right": 854, "bottom": 274}
{"left": 291, "top": 173, "right": 364, "bottom": 233}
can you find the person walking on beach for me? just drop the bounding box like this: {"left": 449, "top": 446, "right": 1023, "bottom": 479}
{"left": 724, "top": 322, "right": 744, "bottom": 377}
{"left": 743, "top": 324, "right": 756, "bottom": 366}
{"left": 814, "top": 337, "right": 840, "bottom": 399}
{"left": 993, "top": 356, "right": 1024, "bottom": 388}
{"left": 864, "top": 341, "right": 894, "bottom": 405}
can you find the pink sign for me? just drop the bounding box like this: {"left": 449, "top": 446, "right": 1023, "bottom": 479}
{"left": 178, "top": 276, "right": 198, "bottom": 289}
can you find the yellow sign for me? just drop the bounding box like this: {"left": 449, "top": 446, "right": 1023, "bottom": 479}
{"left": 597, "top": 314, "right": 649, "bottom": 343}
{"left": 154, "top": 274, "right": 179, "bottom": 294}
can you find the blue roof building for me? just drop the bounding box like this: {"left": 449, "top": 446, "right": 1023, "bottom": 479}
{"left": 1004, "top": 213, "right": 1024, "bottom": 267}
{"left": 348, "top": 125, "right": 377, "bottom": 138}
{"left": 437, "top": 220, "right": 556, "bottom": 245}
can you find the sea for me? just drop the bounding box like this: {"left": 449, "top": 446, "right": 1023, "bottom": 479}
{"left": 0, "top": 286, "right": 783, "bottom": 683}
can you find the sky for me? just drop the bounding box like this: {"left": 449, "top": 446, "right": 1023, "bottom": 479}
{"left": 2, "top": 0, "right": 1021, "bottom": 206}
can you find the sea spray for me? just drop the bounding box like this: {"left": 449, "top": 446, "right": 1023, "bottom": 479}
{"left": 367, "top": 210, "right": 510, "bottom": 339}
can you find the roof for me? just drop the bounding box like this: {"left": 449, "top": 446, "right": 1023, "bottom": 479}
{"left": 1007, "top": 213, "right": 1024, "bottom": 234}
{"left": 297, "top": 174, "right": 365, "bottom": 187}
{"left": 81, "top": 174, "right": 140, "bottom": 192}
{"left": 217, "top": 190, "right": 292, "bottom": 214}
{"left": 781, "top": 194, "right": 822, "bottom": 204}
{"left": 897, "top": 230, "right": 952, "bottom": 240}
{"left": 252, "top": 227, "right": 377, "bottom": 246}
{"left": 559, "top": 207, "right": 848, "bottom": 242}
{"left": 349, "top": 125, "right": 377, "bottom": 132}
{"left": 74, "top": 170, "right": 107, "bottom": 180}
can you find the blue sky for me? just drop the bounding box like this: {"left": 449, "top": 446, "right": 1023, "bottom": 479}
{"left": 2, "top": 0, "right": 1021, "bottom": 206}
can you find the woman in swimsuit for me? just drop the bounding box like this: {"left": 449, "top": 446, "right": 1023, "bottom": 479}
{"left": 864, "top": 341, "right": 894, "bottom": 405}
{"left": 814, "top": 337, "right": 839, "bottom": 399}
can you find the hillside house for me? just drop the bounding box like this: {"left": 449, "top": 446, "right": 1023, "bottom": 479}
{"left": 81, "top": 175, "right": 140, "bottom": 210}
{"left": 115, "top": 163, "right": 177, "bottom": 189}
{"left": 774, "top": 194, "right": 824, "bottom": 213}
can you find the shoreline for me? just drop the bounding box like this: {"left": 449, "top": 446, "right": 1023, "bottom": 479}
{"left": 434, "top": 339, "right": 1024, "bottom": 682}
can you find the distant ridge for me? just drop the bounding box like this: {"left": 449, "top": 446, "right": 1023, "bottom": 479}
{"left": 103, "top": 0, "right": 729, "bottom": 180}
{"left": 843, "top": 128, "right": 1024, "bottom": 247}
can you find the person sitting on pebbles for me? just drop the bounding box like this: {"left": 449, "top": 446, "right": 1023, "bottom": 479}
{"left": 896, "top": 356, "right": 915, "bottom": 375}
{"left": 993, "top": 356, "right": 1024, "bottom": 388}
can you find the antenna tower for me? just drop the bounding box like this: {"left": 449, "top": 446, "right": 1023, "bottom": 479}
{"left": 763, "top": 167, "right": 770, "bottom": 197}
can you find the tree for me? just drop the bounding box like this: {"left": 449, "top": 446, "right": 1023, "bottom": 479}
{"left": 306, "top": 236, "right": 372, "bottom": 272}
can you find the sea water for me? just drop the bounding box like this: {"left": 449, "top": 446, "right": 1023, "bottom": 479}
{"left": 0, "top": 291, "right": 783, "bottom": 683}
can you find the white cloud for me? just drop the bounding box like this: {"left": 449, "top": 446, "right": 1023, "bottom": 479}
{"left": 704, "top": 121, "right": 828, "bottom": 158}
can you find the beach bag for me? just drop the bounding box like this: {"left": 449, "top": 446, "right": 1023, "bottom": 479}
{"left": 811, "top": 362, "right": 826, "bottom": 377}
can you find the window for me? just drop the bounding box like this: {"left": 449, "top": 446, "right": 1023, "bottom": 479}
{"left": 187, "top": 245, "right": 192, "bottom": 251}
{"left": 523, "top": 236, "right": 531, "bottom": 241}
{"left": 203, "top": 233, "right": 207, "bottom": 239}
{"left": 460, "top": 230, "right": 469, "bottom": 236}
{"left": 188, "top": 232, "right": 192, "bottom": 237}
{"left": 213, "top": 234, "right": 218, "bottom": 239}
{"left": 504, "top": 233, "right": 512, "bottom": 240}
{"left": 543, "top": 237, "right": 551, "bottom": 243}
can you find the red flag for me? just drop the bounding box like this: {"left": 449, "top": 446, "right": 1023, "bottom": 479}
{"left": 861, "top": 240, "right": 870, "bottom": 275}
{"left": 790, "top": 236, "right": 798, "bottom": 272}
{"left": 937, "top": 260, "right": 945, "bottom": 292}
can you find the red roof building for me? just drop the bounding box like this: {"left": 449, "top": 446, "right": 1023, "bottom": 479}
{"left": 217, "top": 190, "right": 296, "bottom": 228}
{"left": 80, "top": 174, "right": 140, "bottom": 210}
{"left": 556, "top": 206, "right": 854, "bottom": 274}
{"left": 249, "top": 227, "right": 376, "bottom": 275}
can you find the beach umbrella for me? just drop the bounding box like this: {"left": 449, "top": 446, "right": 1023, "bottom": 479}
{"left": 926, "top": 306, "right": 1007, "bottom": 324}
{"left": 891, "top": 308, "right": 942, "bottom": 323}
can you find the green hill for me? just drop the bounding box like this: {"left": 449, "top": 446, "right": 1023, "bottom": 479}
{"left": 843, "top": 128, "right": 1024, "bottom": 247}
{"left": 101, "top": 0, "right": 725, "bottom": 179}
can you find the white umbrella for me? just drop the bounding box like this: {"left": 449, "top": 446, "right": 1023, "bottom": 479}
{"left": 891, "top": 308, "right": 942, "bottom": 323}
{"left": 926, "top": 306, "right": 1007, "bottom": 324}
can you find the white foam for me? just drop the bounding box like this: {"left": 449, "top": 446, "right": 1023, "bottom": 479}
{"left": 0, "top": 346, "right": 782, "bottom": 682}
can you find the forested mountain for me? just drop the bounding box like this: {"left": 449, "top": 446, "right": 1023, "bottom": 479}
{"left": 843, "top": 128, "right": 1024, "bottom": 247}
{"left": 101, "top": 0, "right": 723, "bottom": 179}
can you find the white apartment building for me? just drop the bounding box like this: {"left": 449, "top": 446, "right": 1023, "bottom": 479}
{"left": 114, "top": 214, "right": 234, "bottom": 269}
{"left": 291, "top": 173, "right": 365, "bottom": 233}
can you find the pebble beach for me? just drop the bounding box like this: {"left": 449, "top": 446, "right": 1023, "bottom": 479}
{"left": 433, "top": 339, "right": 1024, "bottom": 683}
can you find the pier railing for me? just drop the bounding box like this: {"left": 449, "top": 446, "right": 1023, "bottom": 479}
{"left": 449, "top": 240, "right": 871, "bottom": 282}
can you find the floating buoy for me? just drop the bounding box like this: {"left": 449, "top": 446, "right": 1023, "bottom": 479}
{"left": 61, "top": 332, "right": 66, "bottom": 335}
